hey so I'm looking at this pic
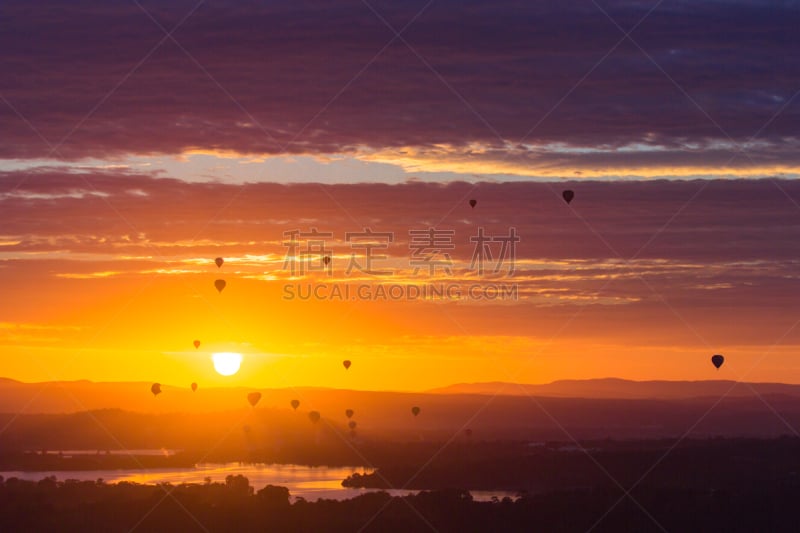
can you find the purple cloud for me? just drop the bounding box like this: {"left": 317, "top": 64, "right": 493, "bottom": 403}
{"left": 0, "top": 0, "right": 797, "bottom": 169}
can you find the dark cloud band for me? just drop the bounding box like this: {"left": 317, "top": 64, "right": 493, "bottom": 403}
{"left": 1, "top": 0, "right": 798, "bottom": 167}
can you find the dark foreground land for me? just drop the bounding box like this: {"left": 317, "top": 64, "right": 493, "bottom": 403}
{"left": 4, "top": 383, "right": 800, "bottom": 531}
{"left": 1, "top": 474, "right": 799, "bottom": 532}
{"left": 2, "top": 438, "right": 800, "bottom": 531}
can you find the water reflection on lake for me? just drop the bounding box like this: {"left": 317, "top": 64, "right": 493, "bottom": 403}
{"left": 0, "top": 463, "right": 520, "bottom": 502}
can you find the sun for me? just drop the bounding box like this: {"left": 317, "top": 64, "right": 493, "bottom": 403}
{"left": 212, "top": 352, "right": 242, "bottom": 376}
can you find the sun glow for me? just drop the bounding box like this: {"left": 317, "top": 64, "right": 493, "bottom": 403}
{"left": 212, "top": 352, "right": 242, "bottom": 376}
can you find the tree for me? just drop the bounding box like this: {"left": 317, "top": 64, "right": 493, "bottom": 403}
{"left": 225, "top": 474, "right": 253, "bottom": 496}
{"left": 256, "top": 485, "right": 290, "bottom": 507}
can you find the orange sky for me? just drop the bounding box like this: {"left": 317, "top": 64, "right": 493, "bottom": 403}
{"left": 3, "top": 177, "right": 800, "bottom": 390}
{"left": 3, "top": 0, "right": 800, "bottom": 390}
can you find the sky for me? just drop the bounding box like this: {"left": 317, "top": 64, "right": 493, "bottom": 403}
{"left": 1, "top": 0, "right": 800, "bottom": 390}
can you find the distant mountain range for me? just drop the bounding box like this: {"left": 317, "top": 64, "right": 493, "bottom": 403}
{"left": 427, "top": 378, "right": 800, "bottom": 399}
{"left": 3, "top": 377, "right": 800, "bottom": 442}
{"left": 1, "top": 377, "right": 799, "bottom": 415}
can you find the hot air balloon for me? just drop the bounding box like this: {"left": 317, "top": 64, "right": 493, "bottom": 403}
{"left": 342, "top": 360, "right": 351, "bottom": 370}
{"left": 308, "top": 411, "right": 321, "bottom": 424}
{"left": 193, "top": 340, "right": 201, "bottom": 349}
{"left": 291, "top": 399, "right": 300, "bottom": 410}
{"left": 214, "top": 279, "right": 226, "bottom": 293}
{"left": 711, "top": 354, "right": 724, "bottom": 369}
{"left": 411, "top": 406, "right": 420, "bottom": 417}
{"left": 215, "top": 257, "right": 224, "bottom": 268}
{"left": 151, "top": 383, "right": 161, "bottom": 397}
{"left": 247, "top": 392, "right": 261, "bottom": 407}
{"left": 345, "top": 409, "right": 354, "bottom": 419}
{"left": 191, "top": 382, "right": 198, "bottom": 392}
{"left": 562, "top": 190, "right": 575, "bottom": 204}
{"left": 323, "top": 255, "right": 331, "bottom": 266}
{"left": 348, "top": 421, "right": 357, "bottom": 430}
{"left": 469, "top": 199, "right": 477, "bottom": 209}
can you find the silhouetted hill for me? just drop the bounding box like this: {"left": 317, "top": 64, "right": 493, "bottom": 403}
{"left": 4, "top": 377, "right": 800, "bottom": 447}
{"left": 0, "top": 378, "right": 444, "bottom": 416}
{"left": 4, "top": 378, "right": 800, "bottom": 418}
{"left": 428, "top": 378, "right": 800, "bottom": 399}
{"left": 5, "top": 377, "right": 800, "bottom": 449}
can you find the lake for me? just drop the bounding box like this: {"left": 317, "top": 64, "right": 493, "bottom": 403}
{"left": 0, "top": 462, "right": 521, "bottom": 502}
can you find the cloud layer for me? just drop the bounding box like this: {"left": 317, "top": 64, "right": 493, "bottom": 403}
{"left": 1, "top": 0, "right": 799, "bottom": 176}
{"left": 2, "top": 170, "right": 800, "bottom": 323}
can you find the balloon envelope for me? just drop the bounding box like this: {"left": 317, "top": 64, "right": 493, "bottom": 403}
{"left": 193, "top": 340, "right": 200, "bottom": 349}
{"left": 345, "top": 409, "right": 354, "bottom": 419}
{"left": 191, "top": 382, "right": 198, "bottom": 392}
{"left": 214, "top": 279, "right": 226, "bottom": 293}
{"left": 215, "top": 257, "right": 224, "bottom": 268}
{"left": 711, "top": 354, "right": 724, "bottom": 369}
{"left": 308, "top": 411, "right": 321, "bottom": 423}
{"left": 247, "top": 392, "right": 262, "bottom": 407}
{"left": 323, "top": 255, "right": 331, "bottom": 266}
{"left": 469, "top": 199, "right": 477, "bottom": 208}
{"left": 411, "top": 406, "right": 421, "bottom": 417}
{"left": 291, "top": 399, "right": 300, "bottom": 410}
{"left": 342, "top": 360, "right": 351, "bottom": 370}
{"left": 151, "top": 383, "right": 161, "bottom": 396}
{"left": 562, "top": 190, "right": 575, "bottom": 204}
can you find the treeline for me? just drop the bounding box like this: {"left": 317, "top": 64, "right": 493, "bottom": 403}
{"left": 0, "top": 451, "right": 196, "bottom": 471}
{"left": 1, "top": 475, "right": 800, "bottom": 532}
{"left": 344, "top": 437, "right": 800, "bottom": 492}
{"left": 7, "top": 437, "right": 800, "bottom": 498}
